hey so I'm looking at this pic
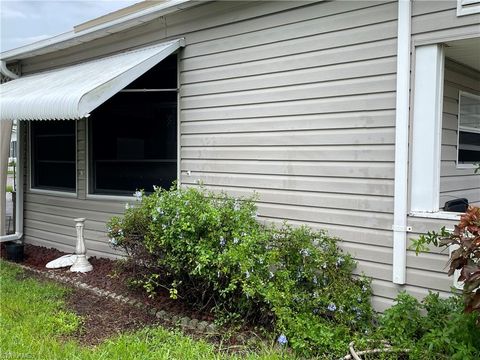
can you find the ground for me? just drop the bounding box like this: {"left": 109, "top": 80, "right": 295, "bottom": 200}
{"left": 0, "top": 256, "right": 291, "bottom": 360}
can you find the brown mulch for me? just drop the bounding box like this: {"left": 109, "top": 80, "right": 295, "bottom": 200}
{"left": 0, "top": 243, "right": 216, "bottom": 346}
{"left": 65, "top": 288, "right": 160, "bottom": 346}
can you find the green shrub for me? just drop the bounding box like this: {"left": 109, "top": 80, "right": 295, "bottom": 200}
{"left": 107, "top": 185, "right": 374, "bottom": 357}
{"left": 379, "top": 292, "right": 480, "bottom": 359}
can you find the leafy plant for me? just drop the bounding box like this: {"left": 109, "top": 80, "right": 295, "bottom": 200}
{"left": 378, "top": 292, "right": 480, "bottom": 359}
{"left": 411, "top": 206, "right": 480, "bottom": 314}
{"left": 107, "top": 185, "right": 375, "bottom": 357}
{"left": 5, "top": 184, "right": 13, "bottom": 193}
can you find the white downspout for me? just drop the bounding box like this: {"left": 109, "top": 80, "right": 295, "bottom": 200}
{"left": 392, "top": 0, "right": 412, "bottom": 285}
{"left": 0, "top": 60, "right": 23, "bottom": 242}
{"left": 0, "top": 127, "right": 23, "bottom": 243}
{"left": 0, "top": 61, "right": 23, "bottom": 243}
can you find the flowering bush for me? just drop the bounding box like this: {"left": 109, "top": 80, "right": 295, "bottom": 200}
{"left": 107, "top": 185, "right": 374, "bottom": 357}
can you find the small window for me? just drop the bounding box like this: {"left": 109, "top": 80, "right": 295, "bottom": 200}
{"left": 31, "top": 121, "right": 76, "bottom": 192}
{"left": 458, "top": 91, "right": 480, "bottom": 165}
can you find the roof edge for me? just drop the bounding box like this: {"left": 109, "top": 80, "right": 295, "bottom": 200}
{"left": 0, "top": 0, "right": 196, "bottom": 62}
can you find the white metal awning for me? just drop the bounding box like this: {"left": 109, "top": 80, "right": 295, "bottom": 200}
{"left": 0, "top": 38, "right": 184, "bottom": 121}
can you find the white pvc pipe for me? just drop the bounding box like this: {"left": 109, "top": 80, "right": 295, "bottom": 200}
{"left": 392, "top": 0, "right": 412, "bottom": 285}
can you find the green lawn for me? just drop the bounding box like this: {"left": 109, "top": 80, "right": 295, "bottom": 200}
{"left": 0, "top": 261, "right": 293, "bottom": 360}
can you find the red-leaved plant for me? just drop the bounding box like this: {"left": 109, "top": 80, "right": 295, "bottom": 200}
{"left": 412, "top": 206, "right": 480, "bottom": 315}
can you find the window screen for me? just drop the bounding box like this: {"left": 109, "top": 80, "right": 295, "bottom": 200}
{"left": 458, "top": 92, "right": 480, "bottom": 164}
{"left": 31, "top": 121, "right": 76, "bottom": 191}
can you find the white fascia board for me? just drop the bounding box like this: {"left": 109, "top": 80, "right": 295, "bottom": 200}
{"left": 0, "top": 0, "right": 193, "bottom": 62}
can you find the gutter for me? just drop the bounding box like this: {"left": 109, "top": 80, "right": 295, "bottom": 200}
{"left": 0, "top": 130, "right": 23, "bottom": 243}
{"left": 392, "top": 0, "right": 412, "bottom": 285}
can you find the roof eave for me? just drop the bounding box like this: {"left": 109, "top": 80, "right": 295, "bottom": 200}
{"left": 0, "top": 0, "right": 197, "bottom": 63}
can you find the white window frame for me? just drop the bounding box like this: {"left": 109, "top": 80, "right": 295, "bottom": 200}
{"left": 457, "top": 91, "right": 480, "bottom": 169}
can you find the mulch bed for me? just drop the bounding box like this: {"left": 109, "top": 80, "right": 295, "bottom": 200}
{"left": 0, "top": 243, "right": 217, "bottom": 346}
{"left": 66, "top": 288, "right": 160, "bottom": 346}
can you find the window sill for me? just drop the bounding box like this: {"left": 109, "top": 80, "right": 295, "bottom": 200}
{"left": 409, "top": 211, "right": 462, "bottom": 221}
{"left": 86, "top": 194, "right": 137, "bottom": 202}
{"left": 29, "top": 188, "right": 77, "bottom": 198}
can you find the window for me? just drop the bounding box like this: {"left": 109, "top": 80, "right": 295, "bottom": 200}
{"left": 88, "top": 55, "right": 177, "bottom": 196}
{"left": 458, "top": 91, "right": 480, "bottom": 165}
{"left": 31, "top": 121, "right": 76, "bottom": 192}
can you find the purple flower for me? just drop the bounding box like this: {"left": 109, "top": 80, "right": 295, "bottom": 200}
{"left": 133, "top": 190, "right": 142, "bottom": 201}
{"left": 277, "top": 334, "right": 288, "bottom": 345}
{"left": 219, "top": 237, "right": 226, "bottom": 247}
{"left": 336, "top": 257, "right": 345, "bottom": 266}
{"left": 327, "top": 303, "right": 337, "bottom": 312}
{"left": 312, "top": 275, "right": 318, "bottom": 284}
{"left": 300, "top": 248, "right": 311, "bottom": 257}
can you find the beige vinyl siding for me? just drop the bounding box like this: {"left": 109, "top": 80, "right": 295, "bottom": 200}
{"left": 18, "top": 1, "right": 398, "bottom": 311}
{"left": 440, "top": 60, "right": 480, "bottom": 208}
{"left": 177, "top": 0, "right": 399, "bottom": 312}
{"left": 18, "top": 0, "right": 479, "bottom": 311}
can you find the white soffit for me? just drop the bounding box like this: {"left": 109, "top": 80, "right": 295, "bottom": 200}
{"left": 0, "top": 39, "right": 184, "bottom": 121}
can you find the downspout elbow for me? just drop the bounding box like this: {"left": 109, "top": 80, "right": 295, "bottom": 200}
{"left": 0, "top": 60, "right": 19, "bottom": 80}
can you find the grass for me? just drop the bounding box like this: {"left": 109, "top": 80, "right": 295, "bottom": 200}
{"left": 0, "top": 261, "right": 293, "bottom": 360}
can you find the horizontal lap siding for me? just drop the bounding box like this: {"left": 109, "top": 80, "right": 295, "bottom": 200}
{"left": 440, "top": 61, "right": 480, "bottom": 208}
{"left": 179, "top": 0, "right": 399, "bottom": 311}
{"left": 20, "top": 1, "right": 477, "bottom": 310}
{"left": 405, "top": 0, "right": 480, "bottom": 302}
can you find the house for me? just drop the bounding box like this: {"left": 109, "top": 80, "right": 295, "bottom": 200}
{"left": 0, "top": 0, "right": 479, "bottom": 312}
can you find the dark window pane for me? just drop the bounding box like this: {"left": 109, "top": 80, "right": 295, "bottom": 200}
{"left": 90, "top": 91, "right": 177, "bottom": 195}
{"left": 124, "top": 54, "right": 177, "bottom": 89}
{"left": 31, "top": 121, "right": 76, "bottom": 192}
{"left": 94, "top": 161, "right": 176, "bottom": 195}
{"left": 458, "top": 131, "right": 480, "bottom": 164}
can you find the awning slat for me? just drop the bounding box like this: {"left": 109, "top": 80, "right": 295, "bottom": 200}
{"left": 0, "top": 39, "right": 184, "bottom": 121}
